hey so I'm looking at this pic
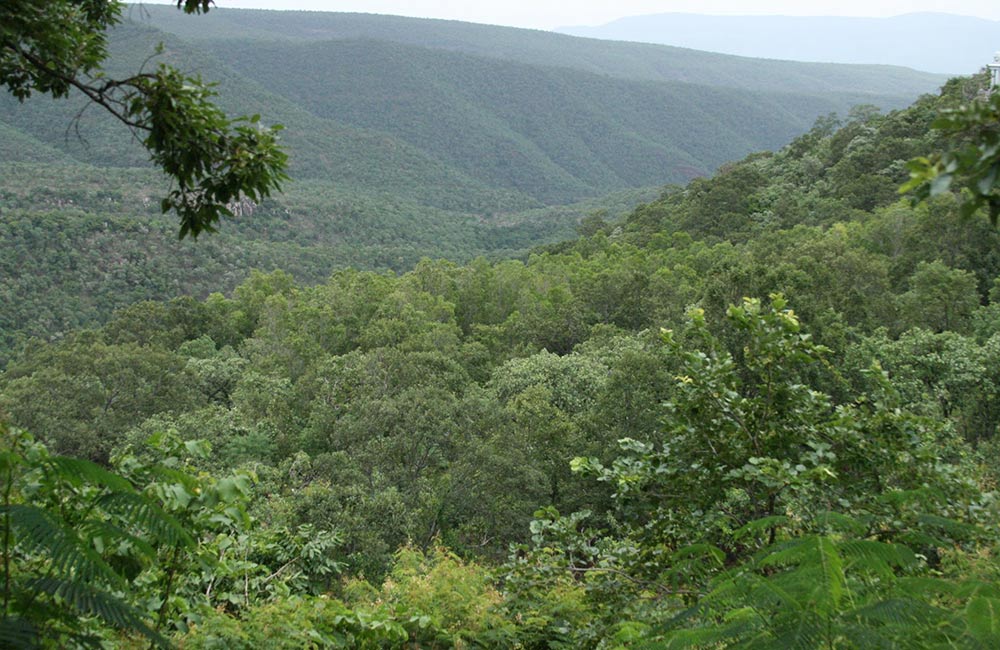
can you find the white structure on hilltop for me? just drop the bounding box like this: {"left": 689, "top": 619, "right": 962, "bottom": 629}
{"left": 990, "top": 52, "right": 1000, "bottom": 90}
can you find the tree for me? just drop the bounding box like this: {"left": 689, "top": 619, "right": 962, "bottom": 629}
{"left": 0, "top": 1, "right": 288, "bottom": 238}
{"left": 511, "top": 296, "right": 981, "bottom": 645}
{"left": 902, "top": 79, "right": 1000, "bottom": 224}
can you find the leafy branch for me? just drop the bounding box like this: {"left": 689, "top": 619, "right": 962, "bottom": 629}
{"left": 0, "top": 0, "right": 288, "bottom": 238}
{"left": 902, "top": 88, "right": 1000, "bottom": 224}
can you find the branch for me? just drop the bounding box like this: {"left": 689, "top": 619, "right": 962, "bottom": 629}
{"left": 4, "top": 39, "right": 153, "bottom": 132}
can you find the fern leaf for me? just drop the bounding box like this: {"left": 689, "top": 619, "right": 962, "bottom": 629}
{"left": 25, "top": 577, "right": 169, "bottom": 649}
{"left": 966, "top": 596, "right": 1000, "bottom": 645}
{"left": 734, "top": 516, "right": 790, "bottom": 541}
{"left": 743, "top": 574, "right": 803, "bottom": 612}
{"left": 46, "top": 456, "right": 135, "bottom": 493}
{"left": 839, "top": 539, "right": 916, "bottom": 580}
{"left": 759, "top": 535, "right": 815, "bottom": 569}
{"left": 813, "top": 511, "right": 866, "bottom": 536}
{"left": 3, "top": 504, "right": 123, "bottom": 588}
{"left": 897, "top": 576, "right": 958, "bottom": 599}
{"left": 97, "top": 491, "right": 194, "bottom": 549}
{"left": 852, "top": 597, "right": 943, "bottom": 627}
{"left": 815, "top": 536, "right": 846, "bottom": 613}
{"left": 955, "top": 579, "right": 1000, "bottom": 600}
{"left": 0, "top": 616, "right": 39, "bottom": 650}
{"left": 837, "top": 621, "right": 905, "bottom": 650}
{"left": 77, "top": 519, "right": 156, "bottom": 561}
{"left": 915, "top": 513, "right": 977, "bottom": 541}
{"left": 654, "top": 614, "right": 760, "bottom": 649}
{"left": 767, "top": 618, "right": 824, "bottom": 650}
{"left": 670, "top": 543, "right": 726, "bottom": 565}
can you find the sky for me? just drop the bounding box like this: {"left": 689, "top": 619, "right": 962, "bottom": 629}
{"left": 143, "top": 1, "right": 1000, "bottom": 29}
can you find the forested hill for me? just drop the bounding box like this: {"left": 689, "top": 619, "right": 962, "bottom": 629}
{"left": 133, "top": 5, "right": 945, "bottom": 96}
{"left": 6, "top": 72, "right": 1000, "bottom": 647}
{"left": 2, "top": 10, "right": 946, "bottom": 202}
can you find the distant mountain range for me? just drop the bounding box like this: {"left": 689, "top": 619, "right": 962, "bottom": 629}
{"left": 2, "top": 6, "right": 948, "bottom": 207}
{"left": 557, "top": 13, "right": 1000, "bottom": 74}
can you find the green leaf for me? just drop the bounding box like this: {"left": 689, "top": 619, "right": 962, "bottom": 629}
{"left": 929, "top": 172, "right": 953, "bottom": 196}
{"left": 976, "top": 163, "right": 1000, "bottom": 195}
{"left": 966, "top": 597, "right": 1000, "bottom": 644}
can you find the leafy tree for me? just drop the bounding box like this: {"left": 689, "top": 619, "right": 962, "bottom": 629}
{"left": 0, "top": 334, "right": 200, "bottom": 461}
{"left": 903, "top": 76, "right": 1000, "bottom": 223}
{"left": 0, "top": 1, "right": 288, "bottom": 237}
{"left": 896, "top": 260, "right": 981, "bottom": 334}
{"left": 512, "top": 296, "right": 980, "bottom": 645}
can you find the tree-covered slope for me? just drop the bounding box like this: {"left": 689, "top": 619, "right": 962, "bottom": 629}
{"left": 2, "top": 17, "right": 939, "bottom": 205}
{"left": 134, "top": 5, "right": 947, "bottom": 96}
{"left": 0, "top": 23, "right": 537, "bottom": 214}
{"left": 205, "top": 37, "right": 914, "bottom": 201}
{"left": 5, "top": 59, "right": 1000, "bottom": 648}
{"left": 0, "top": 157, "right": 657, "bottom": 364}
{"left": 0, "top": 6, "right": 953, "bottom": 365}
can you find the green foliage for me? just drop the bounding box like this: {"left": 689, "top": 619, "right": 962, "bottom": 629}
{"left": 5, "top": 40, "right": 1000, "bottom": 648}
{"left": 654, "top": 531, "right": 968, "bottom": 648}
{"left": 0, "top": 1, "right": 288, "bottom": 237}
{"left": 350, "top": 544, "right": 509, "bottom": 646}
{"left": 903, "top": 78, "right": 1000, "bottom": 223}
{"left": 0, "top": 423, "right": 179, "bottom": 648}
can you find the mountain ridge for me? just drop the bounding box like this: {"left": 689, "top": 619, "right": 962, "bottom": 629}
{"left": 131, "top": 5, "right": 948, "bottom": 95}
{"left": 556, "top": 12, "right": 1000, "bottom": 74}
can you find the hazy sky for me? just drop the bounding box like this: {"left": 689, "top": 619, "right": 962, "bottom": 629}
{"left": 143, "top": 1, "right": 1000, "bottom": 29}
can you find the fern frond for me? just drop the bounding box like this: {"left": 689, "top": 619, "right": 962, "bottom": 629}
{"left": 46, "top": 456, "right": 135, "bottom": 493}
{"left": 653, "top": 612, "right": 761, "bottom": 649}
{"left": 897, "top": 576, "right": 958, "bottom": 599}
{"left": 25, "top": 577, "right": 169, "bottom": 649}
{"left": 142, "top": 465, "right": 201, "bottom": 492}
{"left": 741, "top": 573, "right": 803, "bottom": 612}
{"left": 767, "top": 618, "right": 824, "bottom": 650}
{"left": 965, "top": 596, "right": 1000, "bottom": 646}
{"left": 0, "top": 616, "right": 39, "bottom": 650}
{"left": 851, "top": 597, "right": 943, "bottom": 627}
{"left": 839, "top": 539, "right": 916, "bottom": 580}
{"left": 734, "top": 516, "right": 790, "bottom": 540}
{"left": 77, "top": 519, "right": 156, "bottom": 561}
{"left": 837, "top": 621, "right": 903, "bottom": 650}
{"left": 669, "top": 543, "right": 726, "bottom": 565}
{"left": 814, "top": 536, "right": 846, "bottom": 612}
{"left": 813, "top": 510, "right": 867, "bottom": 536}
{"left": 954, "top": 579, "right": 1000, "bottom": 600}
{"left": 3, "top": 504, "right": 123, "bottom": 587}
{"left": 97, "top": 491, "right": 194, "bottom": 549}
{"left": 758, "top": 535, "right": 816, "bottom": 569}
{"left": 915, "top": 513, "right": 978, "bottom": 541}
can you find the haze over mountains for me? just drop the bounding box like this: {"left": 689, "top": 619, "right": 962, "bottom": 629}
{"left": 557, "top": 13, "right": 1000, "bottom": 74}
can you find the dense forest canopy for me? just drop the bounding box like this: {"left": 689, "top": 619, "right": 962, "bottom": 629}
{"left": 4, "top": 4, "right": 1000, "bottom": 649}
